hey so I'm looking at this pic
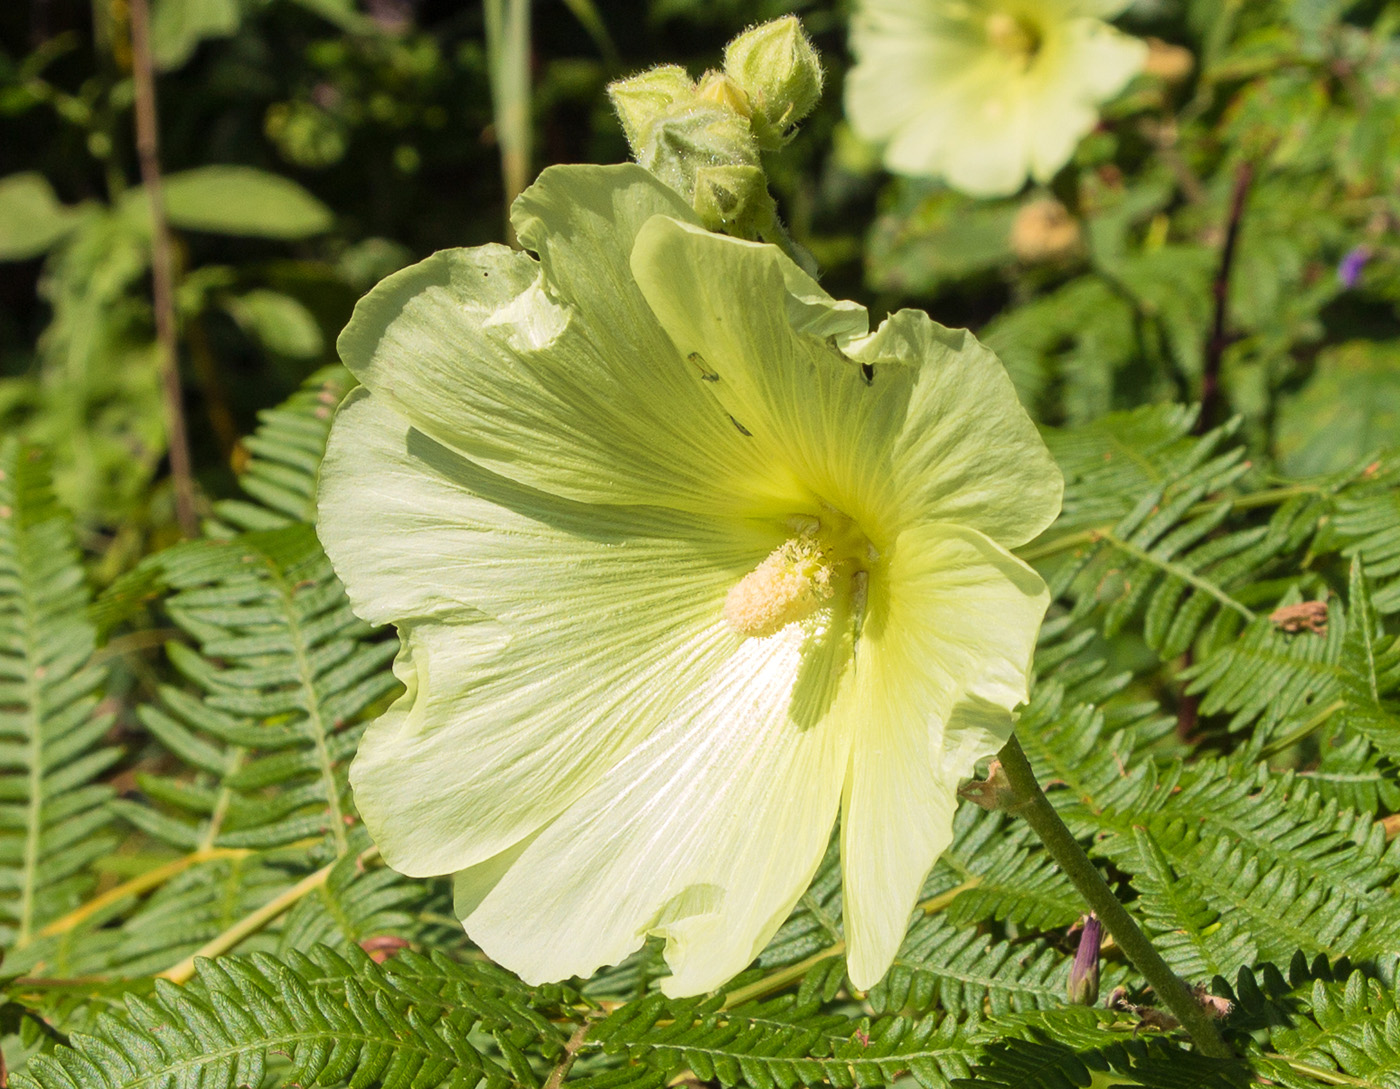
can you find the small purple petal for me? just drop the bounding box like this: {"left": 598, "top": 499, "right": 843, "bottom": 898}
{"left": 1338, "top": 246, "right": 1371, "bottom": 289}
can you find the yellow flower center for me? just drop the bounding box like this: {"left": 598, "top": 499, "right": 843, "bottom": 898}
{"left": 985, "top": 11, "right": 1043, "bottom": 70}
{"left": 724, "top": 513, "right": 875, "bottom": 639}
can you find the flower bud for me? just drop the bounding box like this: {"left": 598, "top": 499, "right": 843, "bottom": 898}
{"left": 1011, "top": 198, "right": 1082, "bottom": 263}
{"left": 1143, "top": 38, "right": 1194, "bottom": 83}
{"left": 723, "top": 16, "right": 823, "bottom": 148}
{"left": 607, "top": 65, "right": 695, "bottom": 151}
{"left": 629, "top": 103, "right": 760, "bottom": 214}
{"left": 1336, "top": 246, "right": 1370, "bottom": 290}
{"left": 1067, "top": 914, "right": 1102, "bottom": 1006}
{"left": 693, "top": 163, "right": 774, "bottom": 237}
{"left": 695, "top": 70, "right": 752, "bottom": 119}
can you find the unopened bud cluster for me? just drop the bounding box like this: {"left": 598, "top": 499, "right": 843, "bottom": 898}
{"left": 607, "top": 16, "right": 822, "bottom": 238}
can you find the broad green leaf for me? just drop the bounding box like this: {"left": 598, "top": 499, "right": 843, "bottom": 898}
{"left": 0, "top": 173, "right": 84, "bottom": 260}
{"left": 147, "top": 166, "right": 333, "bottom": 239}
{"left": 284, "top": 0, "right": 378, "bottom": 33}
{"left": 150, "top": 0, "right": 241, "bottom": 71}
{"left": 224, "top": 289, "right": 324, "bottom": 359}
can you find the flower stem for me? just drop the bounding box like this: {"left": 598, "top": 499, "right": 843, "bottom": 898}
{"left": 995, "top": 735, "right": 1234, "bottom": 1059}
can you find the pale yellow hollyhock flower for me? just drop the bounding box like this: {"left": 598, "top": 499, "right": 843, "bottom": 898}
{"left": 847, "top": 0, "right": 1148, "bottom": 196}
{"left": 316, "top": 164, "right": 1062, "bottom": 996}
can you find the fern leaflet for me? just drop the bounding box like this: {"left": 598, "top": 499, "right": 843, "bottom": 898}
{"left": 0, "top": 441, "right": 121, "bottom": 953}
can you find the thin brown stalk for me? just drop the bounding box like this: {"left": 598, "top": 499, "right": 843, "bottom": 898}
{"left": 1198, "top": 160, "right": 1254, "bottom": 436}
{"left": 128, "top": 0, "right": 198, "bottom": 537}
{"left": 543, "top": 1016, "right": 599, "bottom": 1089}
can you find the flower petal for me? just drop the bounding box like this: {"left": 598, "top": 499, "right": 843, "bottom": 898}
{"left": 630, "top": 216, "right": 1062, "bottom": 549}
{"left": 1025, "top": 20, "right": 1144, "bottom": 181}
{"left": 1051, "top": 17, "right": 1146, "bottom": 103}
{"left": 841, "top": 523, "right": 1049, "bottom": 988}
{"left": 321, "top": 391, "right": 775, "bottom": 875}
{"left": 847, "top": 310, "right": 1063, "bottom": 547}
{"left": 846, "top": 0, "right": 1143, "bottom": 193}
{"left": 453, "top": 616, "right": 857, "bottom": 996}
{"left": 334, "top": 164, "right": 768, "bottom": 512}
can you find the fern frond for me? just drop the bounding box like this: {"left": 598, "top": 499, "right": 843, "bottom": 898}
{"left": 869, "top": 916, "right": 1125, "bottom": 1017}
{"left": 587, "top": 992, "right": 979, "bottom": 1089}
{"left": 1095, "top": 761, "right": 1400, "bottom": 968}
{"left": 1327, "top": 455, "right": 1400, "bottom": 614}
{"left": 276, "top": 829, "right": 456, "bottom": 955}
{"left": 1019, "top": 660, "right": 1400, "bottom": 981}
{"left": 206, "top": 365, "right": 353, "bottom": 536}
{"left": 0, "top": 440, "right": 120, "bottom": 953}
{"left": 1182, "top": 559, "right": 1399, "bottom": 804}
{"left": 27, "top": 525, "right": 411, "bottom": 978}
{"left": 1297, "top": 730, "right": 1400, "bottom": 813}
{"left": 1040, "top": 404, "right": 1209, "bottom": 535}
{"left": 1230, "top": 958, "right": 1400, "bottom": 1089}
{"left": 1335, "top": 560, "right": 1400, "bottom": 761}
{"left": 1128, "top": 826, "right": 1261, "bottom": 980}
{"left": 937, "top": 808, "right": 1082, "bottom": 933}
{"left": 31, "top": 852, "right": 296, "bottom": 978}
{"left": 1012, "top": 677, "right": 1174, "bottom": 824}
{"left": 1028, "top": 408, "right": 1346, "bottom": 662}
{"left": 968, "top": 1006, "right": 1248, "bottom": 1089}
{"left": 1183, "top": 590, "right": 1346, "bottom": 743}
{"left": 11, "top": 944, "right": 574, "bottom": 1089}
{"left": 110, "top": 524, "right": 397, "bottom": 856}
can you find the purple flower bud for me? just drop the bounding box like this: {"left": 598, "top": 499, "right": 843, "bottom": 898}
{"left": 1337, "top": 246, "right": 1371, "bottom": 289}
{"left": 1068, "top": 914, "right": 1102, "bottom": 1006}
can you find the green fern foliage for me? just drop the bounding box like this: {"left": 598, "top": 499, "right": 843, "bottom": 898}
{"left": 936, "top": 809, "right": 1082, "bottom": 933}
{"left": 0, "top": 440, "right": 120, "bottom": 951}
{"left": 113, "top": 524, "right": 397, "bottom": 856}
{"left": 587, "top": 992, "right": 979, "bottom": 1089}
{"left": 12, "top": 523, "right": 409, "bottom": 981}
{"left": 206, "top": 365, "right": 353, "bottom": 536}
{"left": 1183, "top": 592, "right": 1346, "bottom": 744}
{"left": 11, "top": 944, "right": 576, "bottom": 1089}
{"left": 1231, "top": 956, "right": 1400, "bottom": 1089}
{"left": 1336, "top": 561, "right": 1400, "bottom": 761}
{"left": 1326, "top": 457, "right": 1400, "bottom": 614}
{"left": 868, "top": 917, "right": 1111, "bottom": 1017}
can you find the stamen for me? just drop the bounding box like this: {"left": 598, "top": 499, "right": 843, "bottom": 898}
{"left": 986, "top": 12, "right": 1042, "bottom": 68}
{"left": 725, "top": 537, "right": 835, "bottom": 638}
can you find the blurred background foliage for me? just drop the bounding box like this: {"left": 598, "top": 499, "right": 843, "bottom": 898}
{"left": 3, "top": 0, "right": 1397, "bottom": 556}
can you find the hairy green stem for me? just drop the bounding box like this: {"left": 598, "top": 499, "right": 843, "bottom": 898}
{"left": 996, "top": 736, "right": 1234, "bottom": 1059}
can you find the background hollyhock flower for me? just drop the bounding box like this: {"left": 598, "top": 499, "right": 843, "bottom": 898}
{"left": 316, "top": 163, "right": 1062, "bottom": 997}
{"left": 846, "top": 0, "right": 1147, "bottom": 196}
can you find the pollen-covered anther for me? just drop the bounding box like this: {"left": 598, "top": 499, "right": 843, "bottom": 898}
{"left": 725, "top": 538, "right": 836, "bottom": 638}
